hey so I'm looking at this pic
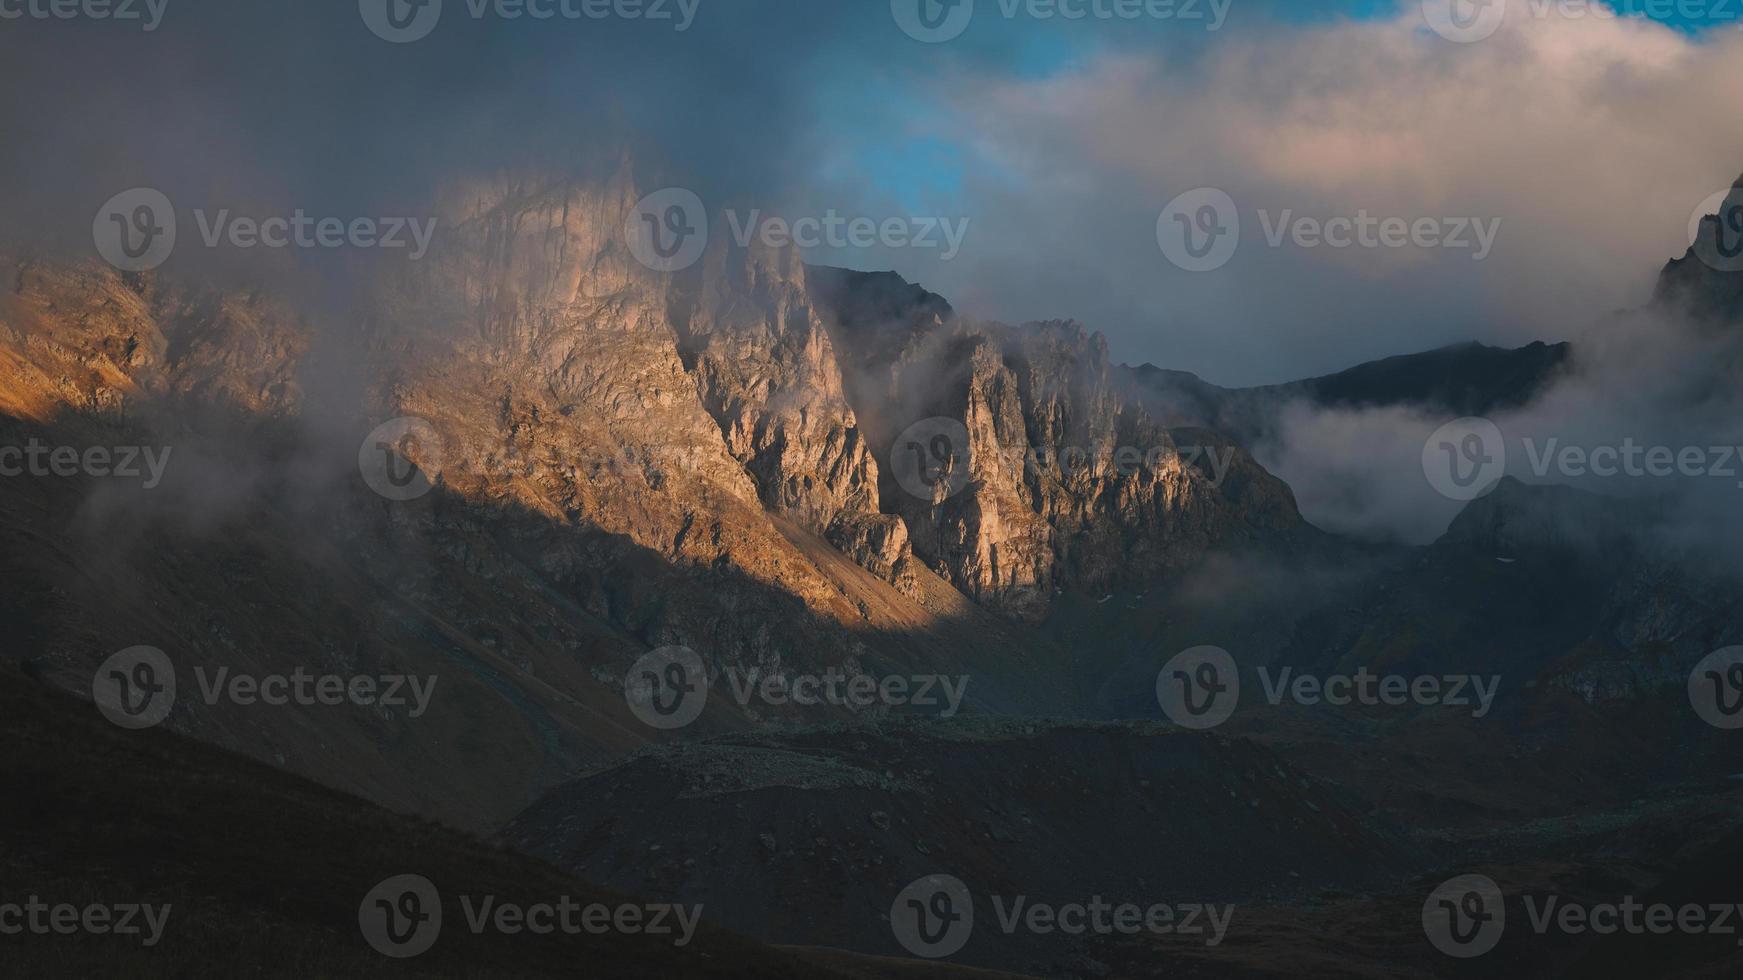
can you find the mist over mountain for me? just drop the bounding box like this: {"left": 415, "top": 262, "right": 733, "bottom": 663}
{"left": 8, "top": 0, "right": 1743, "bottom": 383}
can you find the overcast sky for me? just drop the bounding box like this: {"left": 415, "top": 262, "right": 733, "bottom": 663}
{"left": 5, "top": 0, "right": 1743, "bottom": 385}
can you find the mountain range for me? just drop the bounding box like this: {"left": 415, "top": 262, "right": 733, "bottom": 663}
{"left": 7, "top": 163, "right": 1743, "bottom": 977}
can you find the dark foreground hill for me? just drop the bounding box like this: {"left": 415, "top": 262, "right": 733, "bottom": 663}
{"left": 0, "top": 662, "right": 1029, "bottom": 978}
{"left": 503, "top": 722, "right": 1420, "bottom": 976}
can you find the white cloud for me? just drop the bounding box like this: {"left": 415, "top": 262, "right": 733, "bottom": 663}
{"left": 875, "top": 1, "right": 1743, "bottom": 385}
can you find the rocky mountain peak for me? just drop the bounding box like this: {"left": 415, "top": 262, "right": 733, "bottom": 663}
{"left": 1654, "top": 172, "right": 1743, "bottom": 321}
{"left": 808, "top": 268, "right": 1304, "bottom": 620}
{"left": 668, "top": 234, "right": 911, "bottom": 577}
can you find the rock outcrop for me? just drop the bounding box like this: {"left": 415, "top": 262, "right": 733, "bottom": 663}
{"left": 1655, "top": 174, "right": 1743, "bottom": 322}
{"left": 809, "top": 266, "right": 1303, "bottom": 620}
{"left": 668, "top": 237, "right": 911, "bottom": 581}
